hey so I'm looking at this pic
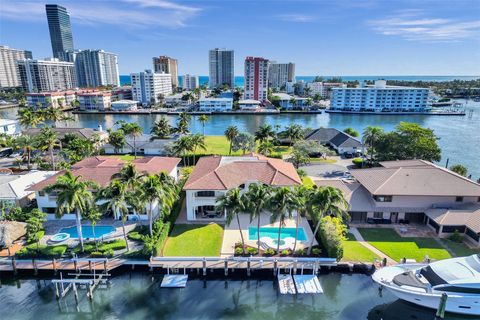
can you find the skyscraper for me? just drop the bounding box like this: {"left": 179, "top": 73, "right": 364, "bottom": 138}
{"left": 69, "top": 49, "right": 120, "bottom": 88}
{"left": 268, "top": 62, "right": 295, "bottom": 90}
{"left": 181, "top": 74, "right": 199, "bottom": 90}
{"left": 244, "top": 57, "right": 269, "bottom": 101}
{"left": 209, "top": 48, "right": 234, "bottom": 88}
{"left": 153, "top": 56, "right": 178, "bottom": 88}
{"left": 0, "top": 45, "right": 33, "bottom": 88}
{"left": 45, "top": 4, "right": 74, "bottom": 61}
{"left": 131, "top": 70, "right": 172, "bottom": 105}
{"left": 17, "top": 58, "right": 77, "bottom": 92}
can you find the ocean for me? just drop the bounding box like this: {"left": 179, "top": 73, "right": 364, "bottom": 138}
{"left": 119, "top": 75, "right": 479, "bottom": 87}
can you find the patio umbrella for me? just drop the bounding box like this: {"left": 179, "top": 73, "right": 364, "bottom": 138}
{"left": 0, "top": 221, "right": 27, "bottom": 249}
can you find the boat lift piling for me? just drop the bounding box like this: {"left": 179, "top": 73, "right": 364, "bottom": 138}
{"left": 435, "top": 293, "right": 448, "bottom": 320}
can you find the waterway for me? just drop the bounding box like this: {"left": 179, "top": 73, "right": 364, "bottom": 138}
{"left": 0, "top": 272, "right": 475, "bottom": 319}
{"left": 1, "top": 100, "right": 479, "bottom": 179}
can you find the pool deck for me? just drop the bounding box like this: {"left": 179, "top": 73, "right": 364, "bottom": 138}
{"left": 220, "top": 214, "right": 317, "bottom": 257}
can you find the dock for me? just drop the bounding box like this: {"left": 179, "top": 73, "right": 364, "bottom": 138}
{"left": 161, "top": 274, "right": 189, "bottom": 288}
{"left": 293, "top": 275, "right": 323, "bottom": 294}
{"left": 278, "top": 275, "right": 296, "bottom": 294}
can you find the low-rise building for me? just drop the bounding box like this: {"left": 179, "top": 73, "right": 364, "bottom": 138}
{"left": 111, "top": 100, "right": 138, "bottom": 111}
{"left": 271, "top": 93, "right": 307, "bottom": 109}
{"left": 238, "top": 99, "right": 261, "bottom": 110}
{"left": 0, "top": 119, "right": 21, "bottom": 136}
{"left": 111, "top": 86, "right": 132, "bottom": 101}
{"left": 307, "top": 82, "right": 345, "bottom": 98}
{"left": 304, "top": 128, "right": 362, "bottom": 154}
{"left": 103, "top": 134, "right": 178, "bottom": 155}
{"left": 26, "top": 91, "right": 76, "bottom": 109}
{"left": 24, "top": 127, "right": 108, "bottom": 142}
{"left": 198, "top": 98, "right": 233, "bottom": 112}
{"left": 165, "top": 92, "right": 191, "bottom": 107}
{"left": 28, "top": 156, "right": 180, "bottom": 220}
{"left": 77, "top": 91, "right": 112, "bottom": 111}
{"left": 131, "top": 70, "right": 172, "bottom": 106}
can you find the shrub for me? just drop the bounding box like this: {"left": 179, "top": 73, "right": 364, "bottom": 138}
{"left": 127, "top": 232, "right": 144, "bottom": 241}
{"left": 311, "top": 248, "right": 322, "bottom": 256}
{"left": 90, "top": 249, "right": 114, "bottom": 258}
{"left": 16, "top": 244, "right": 67, "bottom": 258}
{"left": 246, "top": 247, "right": 258, "bottom": 256}
{"left": 153, "top": 221, "right": 171, "bottom": 256}
{"left": 352, "top": 157, "right": 363, "bottom": 168}
{"left": 234, "top": 247, "right": 244, "bottom": 256}
{"left": 98, "top": 239, "right": 127, "bottom": 252}
{"left": 280, "top": 249, "right": 290, "bottom": 256}
{"left": 318, "top": 216, "right": 346, "bottom": 260}
{"left": 123, "top": 249, "right": 149, "bottom": 260}
{"left": 263, "top": 248, "right": 276, "bottom": 256}
{"left": 294, "top": 249, "right": 305, "bottom": 256}
{"left": 449, "top": 229, "right": 463, "bottom": 243}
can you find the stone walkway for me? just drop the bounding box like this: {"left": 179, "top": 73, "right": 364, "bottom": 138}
{"left": 349, "top": 227, "right": 396, "bottom": 265}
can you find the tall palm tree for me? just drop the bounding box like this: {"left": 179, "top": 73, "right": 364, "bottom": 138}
{"left": 118, "top": 163, "right": 143, "bottom": 190}
{"left": 291, "top": 185, "right": 312, "bottom": 252}
{"left": 150, "top": 116, "right": 173, "bottom": 140}
{"left": 38, "top": 126, "right": 62, "bottom": 170}
{"left": 243, "top": 183, "right": 271, "bottom": 255}
{"left": 107, "top": 129, "right": 126, "bottom": 154}
{"left": 15, "top": 135, "right": 36, "bottom": 169}
{"left": 176, "top": 112, "right": 191, "bottom": 135}
{"left": 96, "top": 180, "right": 131, "bottom": 251}
{"left": 224, "top": 126, "right": 239, "bottom": 155}
{"left": 82, "top": 206, "right": 102, "bottom": 251}
{"left": 190, "top": 134, "right": 206, "bottom": 165}
{"left": 44, "top": 171, "right": 98, "bottom": 252}
{"left": 42, "top": 106, "right": 70, "bottom": 127}
{"left": 362, "top": 126, "right": 384, "bottom": 163}
{"left": 257, "top": 140, "right": 274, "bottom": 156}
{"left": 216, "top": 188, "right": 246, "bottom": 255}
{"left": 141, "top": 173, "right": 177, "bottom": 236}
{"left": 254, "top": 124, "right": 275, "bottom": 143}
{"left": 307, "top": 186, "right": 349, "bottom": 255}
{"left": 17, "top": 106, "right": 43, "bottom": 128}
{"left": 172, "top": 135, "right": 193, "bottom": 166}
{"left": 269, "top": 187, "right": 296, "bottom": 253}
{"left": 285, "top": 124, "right": 304, "bottom": 146}
{"left": 289, "top": 97, "right": 297, "bottom": 109}
{"left": 198, "top": 114, "right": 209, "bottom": 136}
{"left": 121, "top": 122, "right": 143, "bottom": 158}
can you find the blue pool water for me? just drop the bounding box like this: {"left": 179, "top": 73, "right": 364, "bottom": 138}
{"left": 249, "top": 227, "right": 307, "bottom": 241}
{"left": 59, "top": 225, "right": 115, "bottom": 239}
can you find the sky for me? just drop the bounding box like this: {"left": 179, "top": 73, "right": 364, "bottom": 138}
{"left": 1, "top": 0, "right": 479, "bottom": 76}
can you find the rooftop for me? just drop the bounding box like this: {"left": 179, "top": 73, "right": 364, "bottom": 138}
{"left": 0, "top": 171, "right": 57, "bottom": 199}
{"left": 24, "top": 127, "right": 107, "bottom": 140}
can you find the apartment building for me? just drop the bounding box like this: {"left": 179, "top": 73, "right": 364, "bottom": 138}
{"left": 244, "top": 57, "right": 269, "bottom": 101}
{"left": 17, "top": 58, "right": 77, "bottom": 92}
{"left": 130, "top": 70, "right": 172, "bottom": 105}
{"left": 0, "top": 45, "right": 33, "bottom": 88}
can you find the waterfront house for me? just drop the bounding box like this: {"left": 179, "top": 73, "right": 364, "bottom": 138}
{"left": 315, "top": 160, "right": 480, "bottom": 245}
{"left": 198, "top": 98, "right": 233, "bottom": 112}
{"left": 102, "top": 134, "right": 178, "bottom": 155}
{"left": 0, "top": 170, "right": 57, "bottom": 209}
{"left": 165, "top": 92, "right": 192, "bottom": 107}
{"left": 271, "top": 93, "right": 307, "bottom": 110}
{"left": 26, "top": 91, "right": 76, "bottom": 109}
{"left": 24, "top": 127, "right": 109, "bottom": 142}
{"left": 238, "top": 99, "right": 261, "bottom": 111}
{"left": 304, "top": 128, "right": 362, "bottom": 154}
{"left": 111, "top": 100, "right": 138, "bottom": 111}
{"left": 0, "top": 118, "right": 21, "bottom": 137}
{"left": 28, "top": 156, "right": 180, "bottom": 220}
{"left": 77, "top": 91, "right": 112, "bottom": 111}
{"left": 183, "top": 154, "right": 301, "bottom": 221}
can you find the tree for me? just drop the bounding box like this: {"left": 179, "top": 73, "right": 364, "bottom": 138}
{"left": 269, "top": 187, "right": 296, "bottom": 253}
{"left": 17, "top": 106, "right": 44, "bottom": 128}
{"left": 291, "top": 186, "right": 312, "bottom": 252}
{"left": 289, "top": 97, "right": 297, "bottom": 109}
{"left": 224, "top": 126, "right": 239, "bottom": 155}
{"left": 293, "top": 140, "right": 334, "bottom": 158}
{"left": 289, "top": 149, "right": 310, "bottom": 169}
{"left": 118, "top": 163, "right": 143, "bottom": 190}
{"left": 42, "top": 106, "right": 71, "bottom": 127}
{"left": 107, "top": 130, "right": 126, "bottom": 154}
{"left": 343, "top": 127, "right": 359, "bottom": 137}
{"left": 176, "top": 112, "right": 191, "bottom": 135}
{"left": 119, "top": 122, "right": 143, "bottom": 158}
{"left": 313, "top": 93, "right": 322, "bottom": 102}
{"left": 96, "top": 180, "right": 131, "bottom": 251}
{"left": 257, "top": 140, "right": 274, "bottom": 156}
{"left": 150, "top": 116, "right": 173, "bottom": 140}
{"left": 232, "top": 132, "right": 255, "bottom": 155}
{"left": 362, "top": 126, "right": 384, "bottom": 163}
{"left": 38, "top": 126, "right": 62, "bottom": 170}
{"left": 243, "top": 183, "right": 271, "bottom": 255}
{"left": 44, "top": 171, "right": 98, "bottom": 252}
{"left": 26, "top": 209, "right": 47, "bottom": 249}
{"left": 182, "top": 92, "right": 194, "bottom": 102}
{"left": 140, "top": 173, "right": 177, "bottom": 236}
{"left": 319, "top": 216, "right": 347, "bottom": 260}
{"left": 198, "top": 114, "right": 209, "bottom": 136}
{"left": 190, "top": 134, "right": 206, "bottom": 164}
{"left": 450, "top": 164, "right": 468, "bottom": 177}
{"left": 15, "top": 135, "right": 35, "bottom": 169}
{"left": 307, "top": 186, "right": 349, "bottom": 255}
{"left": 285, "top": 124, "right": 304, "bottom": 146}
{"left": 172, "top": 135, "right": 193, "bottom": 166}
{"left": 82, "top": 206, "right": 103, "bottom": 251}
{"left": 254, "top": 124, "right": 275, "bottom": 143}
{"left": 216, "top": 188, "right": 246, "bottom": 255}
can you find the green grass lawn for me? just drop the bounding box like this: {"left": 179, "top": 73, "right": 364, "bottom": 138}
{"left": 440, "top": 239, "right": 480, "bottom": 257}
{"left": 302, "top": 176, "right": 315, "bottom": 188}
{"left": 194, "top": 136, "right": 292, "bottom": 156}
{"left": 310, "top": 158, "right": 337, "bottom": 164}
{"left": 358, "top": 228, "right": 452, "bottom": 262}
{"left": 163, "top": 223, "right": 224, "bottom": 256}
{"left": 342, "top": 233, "right": 381, "bottom": 262}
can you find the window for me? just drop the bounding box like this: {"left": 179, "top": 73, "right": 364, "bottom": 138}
{"left": 373, "top": 212, "right": 383, "bottom": 218}
{"left": 196, "top": 191, "right": 215, "bottom": 197}
{"left": 373, "top": 195, "right": 392, "bottom": 202}
{"left": 455, "top": 196, "right": 464, "bottom": 202}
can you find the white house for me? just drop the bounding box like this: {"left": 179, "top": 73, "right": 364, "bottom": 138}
{"left": 102, "top": 134, "right": 178, "bottom": 155}
{"left": 164, "top": 92, "right": 192, "bottom": 107}
{"left": 183, "top": 154, "right": 302, "bottom": 221}
{"left": 0, "top": 119, "right": 21, "bottom": 136}
{"left": 271, "top": 93, "right": 307, "bottom": 109}
{"left": 238, "top": 99, "right": 261, "bottom": 110}
{"left": 111, "top": 100, "right": 138, "bottom": 111}
{"left": 28, "top": 156, "right": 180, "bottom": 221}
{"left": 198, "top": 98, "right": 233, "bottom": 112}
{"left": 77, "top": 91, "right": 112, "bottom": 111}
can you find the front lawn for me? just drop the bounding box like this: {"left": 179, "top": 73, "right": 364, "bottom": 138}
{"left": 196, "top": 136, "right": 292, "bottom": 156}
{"left": 342, "top": 233, "right": 381, "bottom": 262}
{"left": 358, "top": 228, "right": 452, "bottom": 262}
{"left": 163, "top": 223, "right": 224, "bottom": 256}
{"left": 440, "top": 239, "right": 480, "bottom": 257}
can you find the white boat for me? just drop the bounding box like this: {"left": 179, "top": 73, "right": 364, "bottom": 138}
{"left": 372, "top": 254, "right": 480, "bottom": 316}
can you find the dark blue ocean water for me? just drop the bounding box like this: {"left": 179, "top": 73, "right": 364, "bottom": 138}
{"left": 119, "top": 75, "right": 479, "bottom": 87}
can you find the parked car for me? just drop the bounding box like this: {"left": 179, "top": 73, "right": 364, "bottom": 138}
{"left": 0, "top": 148, "right": 13, "bottom": 158}
{"left": 343, "top": 151, "right": 354, "bottom": 158}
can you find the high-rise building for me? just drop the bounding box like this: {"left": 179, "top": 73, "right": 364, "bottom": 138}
{"left": 45, "top": 4, "right": 74, "bottom": 61}
{"left": 208, "top": 48, "right": 234, "bottom": 88}
{"left": 0, "top": 45, "right": 33, "bottom": 88}
{"left": 244, "top": 57, "right": 269, "bottom": 101}
{"left": 17, "top": 58, "right": 77, "bottom": 92}
{"left": 130, "top": 70, "right": 172, "bottom": 105}
{"left": 68, "top": 49, "right": 120, "bottom": 88}
{"left": 181, "top": 74, "right": 199, "bottom": 90}
{"left": 153, "top": 56, "right": 178, "bottom": 88}
{"left": 268, "top": 62, "right": 295, "bottom": 90}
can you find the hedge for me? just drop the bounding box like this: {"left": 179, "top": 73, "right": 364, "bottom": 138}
{"left": 16, "top": 244, "right": 68, "bottom": 258}
{"left": 72, "top": 239, "right": 127, "bottom": 255}
{"left": 153, "top": 221, "right": 171, "bottom": 256}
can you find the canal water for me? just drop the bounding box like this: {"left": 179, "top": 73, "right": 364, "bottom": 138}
{"left": 0, "top": 272, "right": 475, "bottom": 320}
{"left": 2, "top": 100, "right": 479, "bottom": 179}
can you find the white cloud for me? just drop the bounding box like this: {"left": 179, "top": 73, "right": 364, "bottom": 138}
{"left": 369, "top": 11, "right": 480, "bottom": 42}
{"left": 0, "top": 0, "right": 201, "bottom": 28}
{"left": 276, "top": 14, "right": 315, "bottom": 23}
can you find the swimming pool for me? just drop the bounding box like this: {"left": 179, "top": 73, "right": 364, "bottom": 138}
{"left": 59, "top": 225, "right": 116, "bottom": 239}
{"left": 248, "top": 227, "right": 307, "bottom": 241}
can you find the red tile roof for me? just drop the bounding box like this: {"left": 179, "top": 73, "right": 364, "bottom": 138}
{"left": 28, "top": 156, "right": 180, "bottom": 191}
{"left": 183, "top": 154, "right": 301, "bottom": 190}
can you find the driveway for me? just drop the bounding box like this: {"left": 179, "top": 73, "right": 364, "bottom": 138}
{"left": 299, "top": 162, "right": 348, "bottom": 178}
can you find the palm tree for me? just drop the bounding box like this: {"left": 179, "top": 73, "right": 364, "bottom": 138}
{"left": 216, "top": 188, "right": 246, "bottom": 255}
{"left": 44, "top": 171, "right": 98, "bottom": 252}
{"left": 120, "top": 122, "right": 143, "bottom": 158}
{"left": 285, "top": 124, "right": 304, "bottom": 146}
{"left": 224, "top": 126, "right": 239, "bottom": 155}
{"left": 82, "top": 206, "right": 102, "bottom": 251}
{"left": 254, "top": 124, "right": 275, "bottom": 143}
{"left": 257, "top": 140, "right": 274, "bottom": 156}
{"left": 190, "top": 134, "right": 206, "bottom": 165}
{"left": 107, "top": 129, "right": 126, "bottom": 154}
{"left": 150, "top": 116, "right": 173, "bottom": 140}
{"left": 243, "top": 183, "right": 271, "bottom": 255}
{"left": 141, "top": 173, "right": 177, "bottom": 236}
{"left": 38, "top": 126, "right": 62, "bottom": 170}
{"left": 198, "top": 114, "right": 209, "bottom": 136}
{"left": 97, "top": 180, "right": 131, "bottom": 251}
{"left": 269, "top": 187, "right": 296, "bottom": 253}
{"left": 42, "top": 106, "right": 69, "bottom": 127}
{"left": 17, "top": 106, "right": 43, "bottom": 128}
{"left": 118, "top": 163, "right": 143, "bottom": 190}
{"left": 291, "top": 185, "right": 312, "bottom": 252}
{"left": 172, "top": 135, "right": 193, "bottom": 166}
{"left": 176, "top": 112, "right": 191, "bottom": 135}
{"left": 307, "top": 186, "right": 349, "bottom": 255}
{"left": 313, "top": 93, "right": 322, "bottom": 102}
{"left": 15, "top": 135, "right": 36, "bottom": 169}
{"left": 362, "top": 126, "right": 384, "bottom": 163}
{"left": 289, "top": 97, "right": 297, "bottom": 109}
